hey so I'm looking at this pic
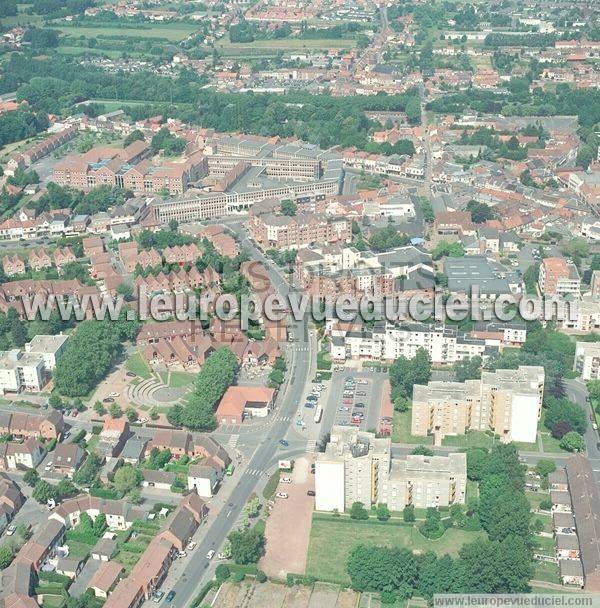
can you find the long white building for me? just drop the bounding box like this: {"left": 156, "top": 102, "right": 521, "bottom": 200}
{"left": 315, "top": 427, "right": 467, "bottom": 512}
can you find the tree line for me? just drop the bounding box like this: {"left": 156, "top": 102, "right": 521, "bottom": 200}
{"left": 346, "top": 444, "right": 533, "bottom": 603}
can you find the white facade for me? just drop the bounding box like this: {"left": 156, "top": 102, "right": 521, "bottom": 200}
{"left": 574, "top": 341, "right": 600, "bottom": 380}
{"left": 25, "top": 334, "right": 69, "bottom": 371}
{"left": 510, "top": 393, "right": 541, "bottom": 443}
{"left": 315, "top": 460, "right": 345, "bottom": 512}
{"left": 0, "top": 350, "right": 45, "bottom": 394}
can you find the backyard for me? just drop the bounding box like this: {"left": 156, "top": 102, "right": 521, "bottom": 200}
{"left": 305, "top": 515, "right": 486, "bottom": 584}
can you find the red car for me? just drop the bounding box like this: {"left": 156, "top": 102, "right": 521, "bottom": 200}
{"left": 343, "top": 399, "right": 353, "bottom": 405}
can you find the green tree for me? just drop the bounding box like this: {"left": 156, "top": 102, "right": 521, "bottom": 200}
{"left": 535, "top": 459, "right": 556, "bottom": 479}
{"left": 349, "top": 501, "right": 369, "bottom": 520}
{"left": 0, "top": 545, "right": 14, "bottom": 569}
{"left": 544, "top": 397, "right": 587, "bottom": 435}
{"left": 376, "top": 503, "right": 391, "bottom": 521}
{"left": 403, "top": 504, "right": 415, "bottom": 522}
{"left": 280, "top": 200, "right": 297, "bottom": 216}
{"left": 73, "top": 453, "right": 103, "bottom": 486}
{"left": 560, "top": 431, "right": 585, "bottom": 452}
{"left": 228, "top": 528, "right": 265, "bottom": 564}
{"left": 114, "top": 465, "right": 142, "bottom": 494}
{"left": 23, "top": 468, "right": 40, "bottom": 487}
{"left": 419, "top": 508, "right": 444, "bottom": 539}
{"left": 32, "top": 479, "right": 58, "bottom": 504}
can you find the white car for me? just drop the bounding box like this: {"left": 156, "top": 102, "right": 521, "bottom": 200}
{"left": 187, "top": 541, "right": 197, "bottom": 550}
{"left": 281, "top": 477, "right": 292, "bottom": 484}
{"left": 276, "top": 492, "right": 289, "bottom": 499}
{"left": 5, "top": 524, "right": 15, "bottom": 536}
{"left": 177, "top": 551, "right": 187, "bottom": 558}
{"left": 108, "top": 391, "right": 119, "bottom": 397}
{"left": 206, "top": 549, "right": 215, "bottom": 560}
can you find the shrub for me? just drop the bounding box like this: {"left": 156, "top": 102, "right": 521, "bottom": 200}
{"left": 232, "top": 571, "right": 245, "bottom": 583}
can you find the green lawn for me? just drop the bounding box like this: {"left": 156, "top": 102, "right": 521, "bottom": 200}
{"left": 527, "top": 490, "right": 551, "bottom": 511}
{"left": 392, "top": 410, "right": 433, "bottom": 445}
{"left": 532, "top": 535, "right": 556, "bottom": 555}
{"left": 442, "top": 430, "right": 496, "bottom": 449}
{"left": 540, "top": 432, "right": 567, "bottom": 454}
{"left": 56, "top": 23, "right": 199, "bottom": 41}
{"left": 306, "top": 516, "right": 486, "bottom": 584}
{"left": 168, "top": 371, "right": 196, "bottom": 388}
{"left": 533, "top": 561, "right": 560, "bottom": 584}
{"left": 126, "top": 352, "right": 152, "bottom": 380}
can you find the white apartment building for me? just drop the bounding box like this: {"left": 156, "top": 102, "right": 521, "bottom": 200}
{"left": 329, "top": 321, "right": 498, "bottom": 365}
{"left": 574, "top": 341, "right": 600, "bottom": 380}
{"left": 315, "top": 427, "right": 467, "bottom": 512}
{"left": 25, "top": 334, "right": 69, "bottom": 371}
{"left": 383, "top": 453, "right": 467, "bottom": 511}
{"left": 561, "top": 297, "right": 600, "bottom": 333}
{"left": 0, "top": 350, "right": 45, "bottom": 394}
{"left": 412, "top": 365, "right": 545, "bottom": 444}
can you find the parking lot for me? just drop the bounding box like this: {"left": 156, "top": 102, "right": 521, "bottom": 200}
{"left": 321, "top": 370, "right": 385, "bottom": 435}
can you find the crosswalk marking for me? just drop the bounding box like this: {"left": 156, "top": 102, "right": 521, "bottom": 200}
{"left": 227, "top": 434, "right": 239, "bottom": 448}
{"left": 306, "top": 441, "right": 317, "bottom": 453}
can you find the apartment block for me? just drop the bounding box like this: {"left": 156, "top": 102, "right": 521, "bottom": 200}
{"left": 296, "top": 244, "right": 434, "bottom": 298}
{"left": 412, "top": 365, "right": 545, "bottom": 444}
{"left": 328, "top": 321, "right": 510, "bottom": 364}
{"left": 539, "top": 257, "right": 581, "bottom": 298}
{"left": 0, "top": 350, "right": 45, "bottom": 394}
{"left": 561, "top": 297, "right": 600, "bottom": 333}
{"left": 383, "top": 453, "right": 467, "bottom": 511}
{"left": 315, "top": 427, "right": 466, "bottom": 512}
{"left": 574, "top": 341, "right": 600, "bottom": 380}
{"left": 247, "top": 199, "right": 351, "bottom": 251}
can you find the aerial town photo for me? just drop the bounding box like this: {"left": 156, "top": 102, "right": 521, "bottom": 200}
{"left": 0, "top": 0, "right": 599, "bottom": 607}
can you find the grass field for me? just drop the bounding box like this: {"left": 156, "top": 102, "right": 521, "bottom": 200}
{"left": 215, "top": 37, "right": 356, "bottom": 57}
{"left": 533, "top": 561, "right": 560, "bottom": 584}
{"left": 392, "top": 410, "right": 433, "bottom": 445}
{"left": 56, "top": 23, "right": 199, "bottom": 41}
{"left": 126, "top": 352, "right": 153, "bottom": 379}
{"left": 442, "top": 430, "right": 496, "bottom": 449}
{"left": 305, "top": 516, "right": 485, "bottom": 584}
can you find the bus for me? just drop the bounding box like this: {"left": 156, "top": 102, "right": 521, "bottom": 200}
{"left": 313, "top": 404, "right": 322, "bottom": 423}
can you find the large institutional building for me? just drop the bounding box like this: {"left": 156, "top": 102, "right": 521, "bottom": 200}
{"left": 315, "top": 427, "right": 467, "bottom": 513}
{"left": 411, "top": 365, "right": 545, "bottom": 444}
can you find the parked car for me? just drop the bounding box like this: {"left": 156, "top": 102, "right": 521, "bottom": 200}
{"left": 342, "top": 399, "right": 353, "bottom": 405}
{"left": 354, "top": 402, "right": 366, "bottom": 408}
{"left": 356, "top": 391, "right": 367, "bottom": 397}
{"left": 279, "top": 439, "right": 289, "bottom": 447}
{"left": 276, "top": 492, "right": 288, "bottom": 499}
{"left": 187, "top": 541, "right": 197, "bottom": 550}
{"left": 281, "top": 477, "right": 292, "bottom": 483}
{"left": 206, "top": 550, "right": 215, "bottom": 560}
{"left": 166, "top": 591, "right": 175, "bottom": 602}
{"left": 103, "top": 397, "right": 114, "bottom": 403}
{"left": 5, "top": 524, "right": 16, "bottom": 536}
{"left": 177, "top": 551, "right": 187, "bottom": 558}
{"left": 152, "top": 591, "right": 164, "bottom": 603}
{"left": 307, "top": 490, "right": 316, "bottom": 496}
{"left": 126, "top": 371, "right": 137, "bottom": 378}
{"left": 304, "top": 402, "right": 315, "bottom": 408}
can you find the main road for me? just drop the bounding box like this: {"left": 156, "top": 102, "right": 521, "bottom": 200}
{"left": 161, "top": 221, "right": 313, "bottom": 607}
